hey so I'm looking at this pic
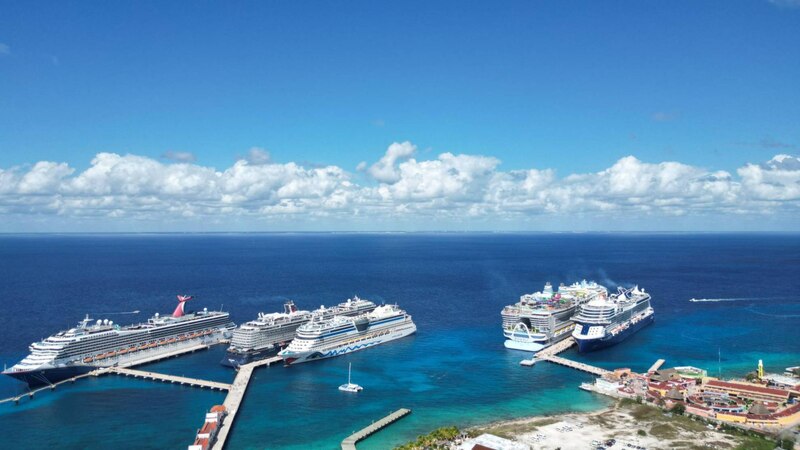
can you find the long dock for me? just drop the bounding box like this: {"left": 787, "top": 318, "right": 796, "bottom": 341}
{"left": 649, "top": 359, "right": 666, "bottom": 373}
{"left": 341, "top": 408, "right": 412, "bottom": 450}
{"left": 534, "top": 338, "right": 611, "bottom": 376}
{"left": 108, "top": 367, "right": 231, "bottom": 390}
{"left": 211, "top": 355, "right": 283, "bottom": 450}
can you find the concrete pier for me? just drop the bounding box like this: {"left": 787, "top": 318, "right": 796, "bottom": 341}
{"left": 211, "top": 355, "right": 283, "bottom": 450}
{"left": 649, "top": 359, "right": 666, "bottom": 373}
{"left": 534, "top": 338, "right": 611, "bottom": 376}
{"left": 108, "top": 367, "right": 232, "bottom": 390}
{"left": 341, "top": 408, "right": 412, "bottom": 450}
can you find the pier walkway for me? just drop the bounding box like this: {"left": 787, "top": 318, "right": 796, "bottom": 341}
{"left": 341, "top": 408, "right": 412, "bottom": 450}
{"left": 108, "top": 367, "right": 231, "bottom": 390}
{"left": 211, "top": 355, "right": 283, "bottom": 450}
{"left": 535, "top": 337, "right": 576, "bottom": 357}
{"left": 649, "top": 359, "right": 666, "bottom": 373}
{"left": 535, "top": 338, "right": 611, "bottom": 377}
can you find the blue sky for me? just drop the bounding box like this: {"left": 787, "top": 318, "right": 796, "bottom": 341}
{"left": 0, "top": 1, "right": 799, "bottom": 231}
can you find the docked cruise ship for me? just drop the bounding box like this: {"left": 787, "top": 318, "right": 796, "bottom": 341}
{"left": 278, "top": 304, "right": 416, "bottom": 365}
{"left": 571, "top": 285, "right": 654, "bottom": 352}
{"left": 221, "top": 297, "right": 376, "bottom": 367}
{"left": 3, "top": 296, "right": 235, "bottom": 387}
{"left": 501, "top": 280, "right": 607, "bottom": 352}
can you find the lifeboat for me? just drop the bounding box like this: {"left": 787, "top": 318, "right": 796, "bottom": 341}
{"left": 118, "top": 349, "right": 128, "bottom": 355}
{"left": 167, "top": 338, "right": 176, "bottom": 344}
{"left": 83, "top": 357, "right": 93, "bottom": 363}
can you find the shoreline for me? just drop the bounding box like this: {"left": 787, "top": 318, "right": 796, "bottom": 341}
{"left": 460, "top": 400, "right": 781, "bottom": 450}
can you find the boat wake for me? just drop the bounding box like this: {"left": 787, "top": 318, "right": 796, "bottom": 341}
{"left": 689, "top": 296, "right": 790, "bottom": 303}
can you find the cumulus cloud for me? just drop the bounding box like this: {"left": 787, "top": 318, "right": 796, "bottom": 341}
{"left": 367, "top": 141, "right": 416, "bottom": 183}
{"left": 161, "top": 150, "right": 197, "bottom": 163}
{"left": 0, "top": 144, "right": 798, "bottom": 229}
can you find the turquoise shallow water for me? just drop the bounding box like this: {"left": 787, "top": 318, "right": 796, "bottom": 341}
{"left": 0, "top": 233, "right": 798, "bottom": 449}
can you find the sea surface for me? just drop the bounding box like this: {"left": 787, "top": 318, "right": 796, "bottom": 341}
{"left": 0, "top": 233, "right": 798, "bottom": 449}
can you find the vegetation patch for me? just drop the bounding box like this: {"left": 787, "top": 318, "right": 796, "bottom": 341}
{"left": 394, "top": 426, "right": 460, "bottom": 450}
{"left": 648, "top": 423, "right": 677, "bottom": 439}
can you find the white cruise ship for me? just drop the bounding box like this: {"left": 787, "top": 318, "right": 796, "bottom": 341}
{"left": 3, "top": 296, "right": 235, "bottom": 387}
{"left": 278, "top": 304, "right": 416, "bottom": 365}
{"left": 221, "top": 297, "right": 376, "bottom": 367}
{"left": 572, "top": 285, "right": 654, "bottom": 352}
{"left": 501, "top": 280, "right": 607, "bottom": 352}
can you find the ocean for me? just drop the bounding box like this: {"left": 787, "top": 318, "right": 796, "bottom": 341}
{"left": 0, "top": 233, "right": 798, "bottom": 449}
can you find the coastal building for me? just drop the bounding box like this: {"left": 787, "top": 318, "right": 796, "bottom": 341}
{"left": 458, "top": 433, "right": 529, "bottom": 450}
{"left": 188, "top": 405, "right": 226, "bottom": 450}
{"left": 702, "top": 380, "right": 791, "bottom": 404}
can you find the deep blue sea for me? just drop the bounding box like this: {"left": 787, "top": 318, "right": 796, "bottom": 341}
{"left": 0, "top": 233, "right": 798, "bottom": 449}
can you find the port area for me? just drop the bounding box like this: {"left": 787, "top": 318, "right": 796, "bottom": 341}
{"left": 530, "top": 339, "right": 800, "bottom": 436}
{"left": 0, "top": 342, "right": 220, "bottom": 405}
{"left": 341, "top": 408, "right": 412, "bottom": 450}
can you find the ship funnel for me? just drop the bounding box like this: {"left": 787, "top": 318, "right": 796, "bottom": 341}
{"left": 284, "top": 301, "right": 297, "bottom": 314}
{"left": 173, "top": 295, "right": 194, "bottom": 318}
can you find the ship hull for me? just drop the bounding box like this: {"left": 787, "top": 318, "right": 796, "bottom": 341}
{"left": 220, "top": 345, "right": 282, "bottom": 367}
{"left": 3, "top": 365, "right": 97, "bottom": 388}
{"left": 574, "top": 313, "right": 654, "bottom": 353}
{"left": 281, "top": 322, "right": 416, "bottom": 365}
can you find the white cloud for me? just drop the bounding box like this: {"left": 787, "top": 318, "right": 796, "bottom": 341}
{"left": 367, "top": 141, "right": 416, "bottom": 183}
{"left": 242, "top": 147, "right": 271, "bottom": 165}
{"left": 0, "top": 145, "right": 798, "bottom": 230}
{"left": 161, "top": 150, "right": 197, "bottom": 163}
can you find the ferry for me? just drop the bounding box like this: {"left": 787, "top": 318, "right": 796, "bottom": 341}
{"left": 3, "top": 296, "right": 235, "bottom": 387}
{"left": 278, "top": 304, "right": 416, "bottom": 365}
{"left": 571, "top": 285, "right": 654, "bottom": 352}
{"left": 501, "top": 280, "right": 607, "bottom": 352}
{"left": 221, "top": 297, "right": 376, "bottom": 367}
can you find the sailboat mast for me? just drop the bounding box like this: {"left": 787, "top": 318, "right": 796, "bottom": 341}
{"left": 348, "top": 362, "right": 352, "bottom": 384}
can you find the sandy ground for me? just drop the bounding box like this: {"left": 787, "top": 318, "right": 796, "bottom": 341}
{"left": 473, "top": 403, "right": 744, "bottom": 450}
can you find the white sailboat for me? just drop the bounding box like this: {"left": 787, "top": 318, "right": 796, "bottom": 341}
{"left": 338, "top": 362, "right": 363, "bottom": 392}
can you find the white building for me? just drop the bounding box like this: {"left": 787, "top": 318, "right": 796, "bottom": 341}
{"left": 458, "top": 433, "right": 530, "bottom": 450}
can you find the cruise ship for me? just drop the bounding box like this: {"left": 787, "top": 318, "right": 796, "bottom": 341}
{"left": 221, "top": 297, "right": 376, "bottom": 367}
{"left": 3, "top": 296, "right": 235, "bottom": 387}
{"left": 571, "top": 285, "right": 654, "bottom": 352}
{"left": 501, "top": 280, "right": 607, "bottom": 352}
{"left": 278, "top": 304, "right": 416, "bottom": 365}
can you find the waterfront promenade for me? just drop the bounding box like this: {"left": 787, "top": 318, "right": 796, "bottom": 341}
{"left": 341, "top": 408, "right": 412, "bottom": 450}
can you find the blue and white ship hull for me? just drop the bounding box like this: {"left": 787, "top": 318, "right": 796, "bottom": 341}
{"left": 574, "top": 313, "right": 654, "bottom": 353}
{"left": 279, "top": 305, "right": 417, "bottom": 365}
{"left": 3, "top": 365, "right": 97, "bottom": 388}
